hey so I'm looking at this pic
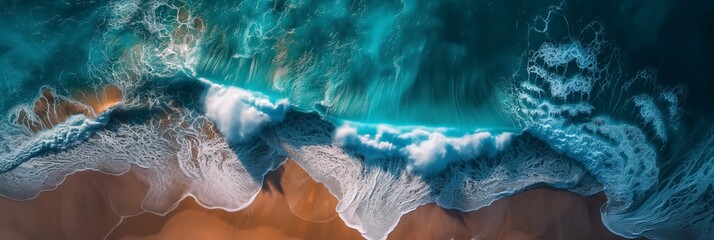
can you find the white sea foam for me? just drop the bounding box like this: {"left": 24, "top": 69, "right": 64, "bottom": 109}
{"left": 0, "top": 112, "right": 111, "bottom": 173}
{"left": 0, "top": 105, "right": 284, "bottom": 216}
{"left": 0, "top": 85, "right": 600, "bottom": 240}
{"left": 335, "top": 123, "right": 513, "bottom": 176}
{"left": 202, "top": 79, "right": 289, "bottom": 144}
{"left": 263, "top": 112, "right": 600, "bottom": 240}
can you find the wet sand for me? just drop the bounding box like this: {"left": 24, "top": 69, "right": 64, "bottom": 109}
{"left": 0, "top": 167, "right": 149, "bottom": 240}
{"left": 73, "top": 85, "right": 124, "bottom": 115}
{"left": 15, "top": 85, "right": 123, "bottom": 132}
{"left": 388, "top": 190, "right": 622, "bottom": 240}
{"left": 0, "top": 159, "right": 632, "bottom": 240}
{"left": 107, "top": 160, "right": 362, "bottom": 240}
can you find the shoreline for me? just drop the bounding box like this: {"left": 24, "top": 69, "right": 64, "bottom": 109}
{"left": 0, "top": 159, "right": 632, "bottom": 240}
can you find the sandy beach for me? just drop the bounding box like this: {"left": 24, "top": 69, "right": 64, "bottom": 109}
{"left": 107, "top": 160, "right": 362, "bottom": 240}
{"left": 0, "top": 166, "right": 149, "bottom": 240}
{"left": 0, "top": 159, "right": 630, "bottom": 240}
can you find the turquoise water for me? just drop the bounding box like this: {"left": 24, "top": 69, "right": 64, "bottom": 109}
{"left": 190, "top": 0, "right": 537, "bottom": 129}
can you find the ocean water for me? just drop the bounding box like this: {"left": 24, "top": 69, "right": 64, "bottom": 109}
{"left": 1, "top": 0, "right": 714, "bottom": 239}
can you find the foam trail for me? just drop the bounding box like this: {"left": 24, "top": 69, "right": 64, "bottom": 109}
{"left": 1, "top": 112, "right": 111, "bottom": 173}
{"left": 602, "top": 127, "right": 714, "bottom": 239}
{"left": 0, "top": 102, "right": 285, "bottom": 213}
{"left": 505, "top": 4, "right": 714, "bottom": 239}
{"left": 262, "top": 111, "right": 600, "bottom": 240}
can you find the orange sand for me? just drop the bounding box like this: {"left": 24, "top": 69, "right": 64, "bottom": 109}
{"left": 107, "top": 160, "right": 362, "bottom": 240}
{"left": 0, "top": 167, "right": 149, "bottom": 240}
{"left": 109, "top": 160, "right": 629, "bottom": 240}
{"left": 15, "top": 85, "right": 122, "bottom": 132}
{"left": 388, "top": 190, "right": 623, "bottom": 240}
{"left": 73, "top": 85, "right": 123, "bottom": 115}
{"left": 0, "top": 159, "right": 632, "bottom": 240}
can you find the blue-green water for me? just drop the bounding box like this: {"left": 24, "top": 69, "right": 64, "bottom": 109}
{"left": 190, "top": 0, "right": 534, "bottom": 129}
{"left": 1, "top": 0, "right": 714, "bottom": 239}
